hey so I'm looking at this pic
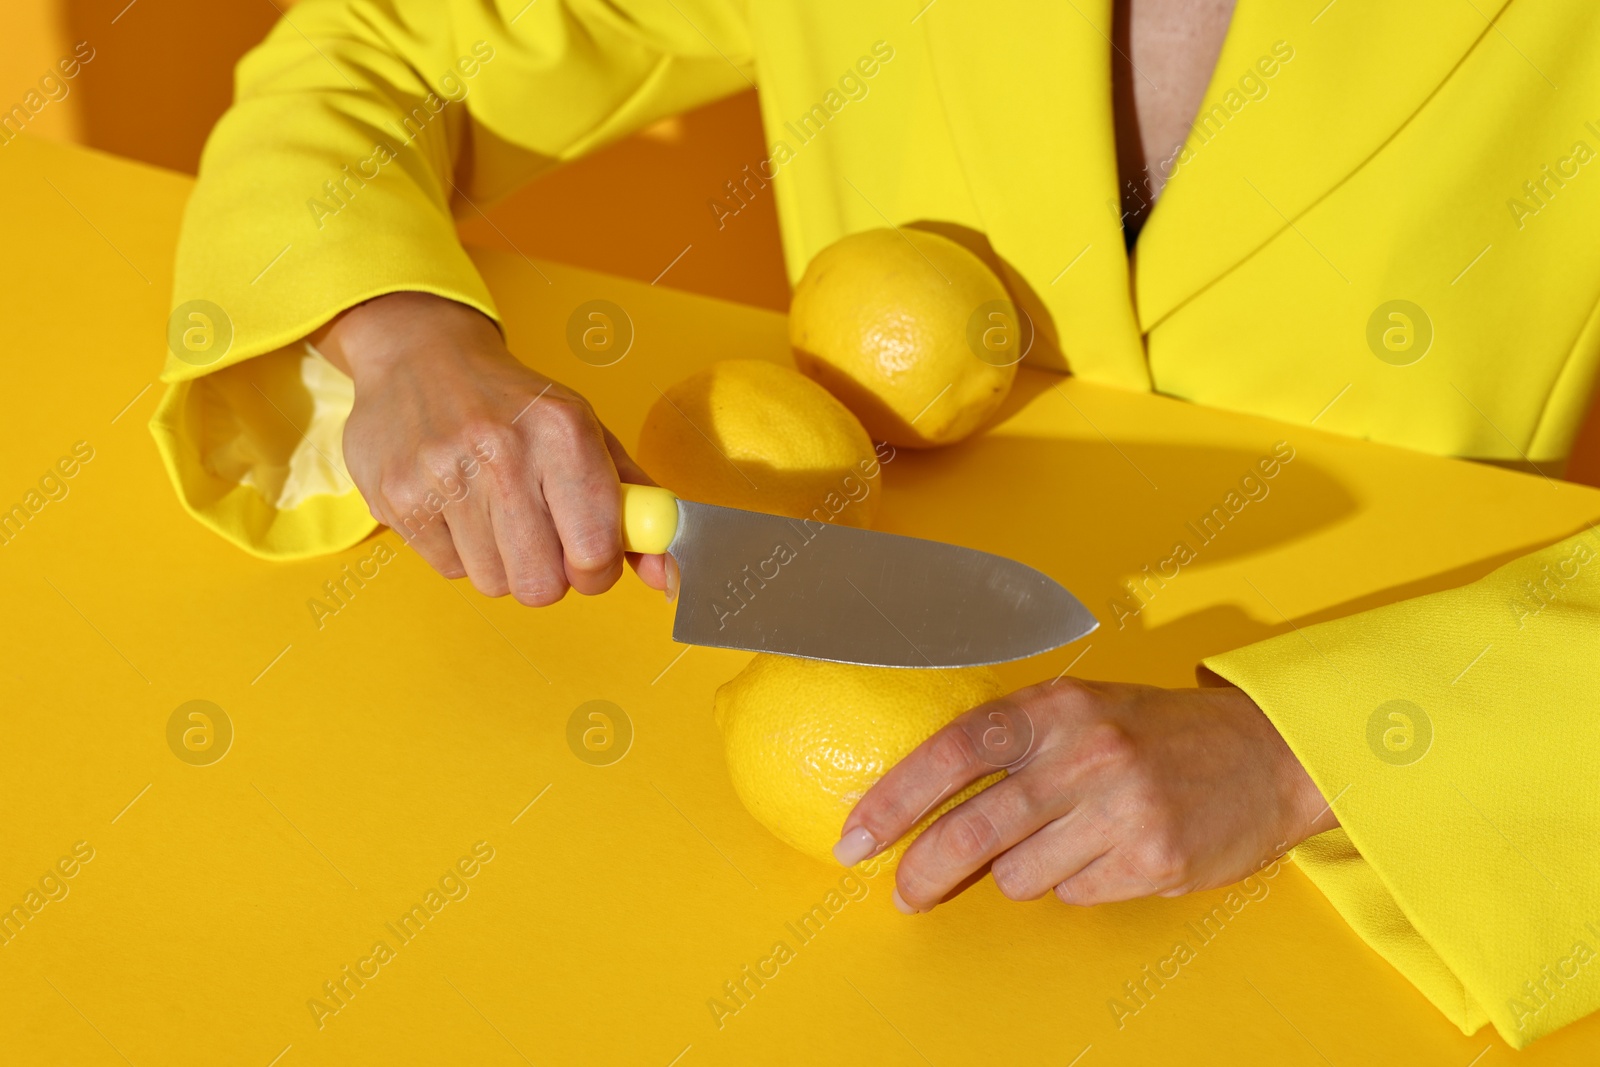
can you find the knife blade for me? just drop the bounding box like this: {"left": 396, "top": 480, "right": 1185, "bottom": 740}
{"left": 620, "top": 484, "right": 1097, "bottom": 668}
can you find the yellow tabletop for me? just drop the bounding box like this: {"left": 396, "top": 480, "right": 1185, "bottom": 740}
{"left": 3, "top": 134, "right": 1598, "bottom": 1065}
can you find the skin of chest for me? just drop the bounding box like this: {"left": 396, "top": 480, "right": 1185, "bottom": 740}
{"left": 1114, "top": 0, "right": 1240, "bottom": 229}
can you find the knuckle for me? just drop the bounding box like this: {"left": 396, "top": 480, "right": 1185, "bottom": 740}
{"left": 1037, "top": 676, "right": 1093, "bottom": 716}
{"left": 939, "top": 807, "right": 1002, "bottom": 863}
{"left": 565, "top": 522, "right": 621, "bottom": 569}
{"left": 1076, "top": 720, "right": 1138, "bottom": 773}
{"left": 513, "top": 583, "right": 567, "bottom": 607}
{"left": 569, "top": 566, "right": 623, "bottom": 597}
{"left": 895, "top": 864, "right": 938, "bottom": 908}
{"left": 463, "top": 419, "right": 517, "bottom": 462}
{"left": 385, "top": 482, "right": 439, "bottom": 531}
{"left": 471, "top": 576, "right": 511, "bottom": 598}
{"left": 493, "top": 523, "right": 545, "bottom": 569}
{"left": 458, "top": 556, "right": 508, "bottom": 598}
{"left": 372, "top": 469, "right": 413, "bottom": 505}
{"left": 1050, "top": 675, "right": 1093, "bottom": 699}
{"left": 969, "top": 701, "right": 1037, "bottom": 768}
{"left": 990, "top": 854, "right": 1036, "bottom": 901}
{"left": 1053, "top": 880, "right": 1087, "bottom": 906}
{"left": 501, "top": 553, "right": 568, "bottom": 607}
{"left": 533, "top": 396, "right": 595, "bottom": 443}
{"left": 1018, "top": 767, "right": 1069, "bottom": 813}
{"left": 423, "top": 462, "right": 461, "bottom": 491}
{"left": 926, "top": 728, "right": 979, "bottom": 780}
{"left": 1137, "top": 827, "right": 1190, "bottom": 888}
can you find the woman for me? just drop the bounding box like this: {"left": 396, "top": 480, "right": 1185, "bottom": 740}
{"left": 151, "top": 0, "right": 1600, "bottom": 1049}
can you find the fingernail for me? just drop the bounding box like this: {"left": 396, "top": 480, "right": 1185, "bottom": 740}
{"left": 664, "top": 556, "right": 680, "bottom": 602}
{"left": 831, "top": 826, "right": 877, "bottom": 866}
{"left": 892, "top": 888, "right": 921, "bottom": 915}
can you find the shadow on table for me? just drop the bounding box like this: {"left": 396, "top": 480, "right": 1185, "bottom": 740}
{"left": 881, "top": 431, "right": 1350, "bottom": 572}
{"left": 1142, "top": 523, "right": 1595, "bottom": 684}
{"left": 877, "top": 419, "right": 1596, "bottom": 686}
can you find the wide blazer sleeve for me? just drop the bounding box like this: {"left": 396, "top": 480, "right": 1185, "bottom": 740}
{"left": 150, "top": 0, "right": 753, "bottom": 558}
{"left": 1204, "top": 527, "right": 1600, "bottom": 1049}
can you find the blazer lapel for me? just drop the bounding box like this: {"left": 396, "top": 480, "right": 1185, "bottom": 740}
{"left": 922, "top": 0, "right": 1151, "bottom": 390}
{"left": 1136, "top": 0, "right": 1518, "bottom": 331}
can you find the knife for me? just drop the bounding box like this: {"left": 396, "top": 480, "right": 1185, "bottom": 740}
{"left": 619, "top": 484, "right": 1097, "bottom": 668}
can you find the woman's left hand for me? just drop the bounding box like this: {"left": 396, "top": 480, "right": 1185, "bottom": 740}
{"left": 831, "top": 677, "right": 1339, "bottom": 914}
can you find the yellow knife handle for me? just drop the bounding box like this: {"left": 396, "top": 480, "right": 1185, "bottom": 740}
{"left": 621, "top": 483, "right": 679, "bottom": 554}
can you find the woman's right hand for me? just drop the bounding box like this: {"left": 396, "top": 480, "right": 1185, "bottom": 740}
{"left": 312, "top": 291, "right": 670, "bottom": 603}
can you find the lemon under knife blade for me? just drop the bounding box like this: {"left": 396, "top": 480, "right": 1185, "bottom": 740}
{"left": 620, "top": 483, "right": 1097, "bottom": 668}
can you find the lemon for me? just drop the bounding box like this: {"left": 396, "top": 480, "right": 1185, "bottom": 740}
{"left": 715, "top": 655, "right": 1006, "bottom": 868}
{"left": 636, "top": 359, "right": 883, "bottom": 529}
{"left": 789, "top": 228, "right": 1020, "bottom": 448}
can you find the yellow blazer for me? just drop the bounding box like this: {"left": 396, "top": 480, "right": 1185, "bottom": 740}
{"left": 150, "top": 0, "right": 1600, "bottom": 1046}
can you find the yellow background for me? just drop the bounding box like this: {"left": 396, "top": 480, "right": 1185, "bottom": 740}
{"left": 0, "top": 0, "right": 791, "bottom": 313}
